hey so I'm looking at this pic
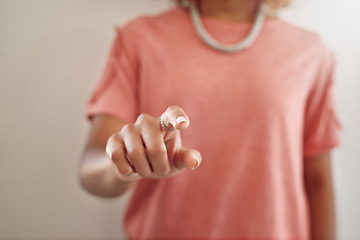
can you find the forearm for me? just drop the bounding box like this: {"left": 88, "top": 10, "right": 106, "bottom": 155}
{"left": 306, "top": 172, "right": 336, "bottom": 240}
{"left": 79, "top": 148, "right": 137, "bottom": 198}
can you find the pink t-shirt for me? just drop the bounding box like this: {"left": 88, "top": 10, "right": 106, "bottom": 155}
{"left": 87, "top": 7, "right": 342, "bottom": 240}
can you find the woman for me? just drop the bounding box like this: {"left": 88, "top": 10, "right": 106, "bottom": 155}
{"left": 80, "top": 0, "right": 342, "bottom": 239}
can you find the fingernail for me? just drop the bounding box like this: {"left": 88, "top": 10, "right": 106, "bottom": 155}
{"left": 176, "top": 116, "right": 187, "bottom": 125}
{"left": 192, "top": 153, "right": 201, "bottom": 170}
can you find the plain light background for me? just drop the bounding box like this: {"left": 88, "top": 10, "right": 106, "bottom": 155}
{"left": 0, "top": 0, "right": 359, "bottom": 239}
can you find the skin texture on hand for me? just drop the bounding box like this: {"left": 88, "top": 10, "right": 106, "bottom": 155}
{"left": 79, "top": 106, "right": 202, "bottom": 197}
{"left": 106, "top": 106, "right": 202, "bottom": 181}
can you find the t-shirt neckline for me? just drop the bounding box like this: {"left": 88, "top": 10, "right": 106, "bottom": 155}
{"left": 175, "top": 6, "right": 281, "bottom": 31}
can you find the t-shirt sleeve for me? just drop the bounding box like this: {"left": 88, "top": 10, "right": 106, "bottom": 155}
{"left": 86, "top": 26, "right": 139, "bottom": 123}
{"left": 303, "top": 45, "right": 343, "bottom": 157}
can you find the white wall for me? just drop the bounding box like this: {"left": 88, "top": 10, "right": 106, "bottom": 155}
{"left": 0, "top": 0, "right": 359, "bottom": 239}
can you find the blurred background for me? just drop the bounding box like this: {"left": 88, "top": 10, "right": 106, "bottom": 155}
{"left": 0, "top": 0, "right": 359, "bottom": 239}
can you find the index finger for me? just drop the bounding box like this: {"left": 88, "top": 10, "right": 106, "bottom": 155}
{"left": 161, "top": 105, "right": 190, "bottom": 131}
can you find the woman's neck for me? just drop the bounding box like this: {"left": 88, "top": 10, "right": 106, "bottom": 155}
{"left": 197, "top": 0, "right": 262, "bottom": 23}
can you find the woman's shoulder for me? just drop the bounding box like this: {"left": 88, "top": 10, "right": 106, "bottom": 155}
{"left": 272, "top": 18, "right": 332, "bottom": 56}
{"left": 274, "top": 19, "right": 335, "bottom": 83}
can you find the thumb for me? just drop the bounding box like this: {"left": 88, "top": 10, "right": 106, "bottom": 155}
{"left": 161, "top": 105, "right": 190, "bottom": 131}
{"left": 174, "top": 148, "right": 202, "bottom": 171}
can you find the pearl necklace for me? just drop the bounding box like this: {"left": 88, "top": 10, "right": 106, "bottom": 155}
{"left": 189, "top": 2, "right": 268, "bottom": 53}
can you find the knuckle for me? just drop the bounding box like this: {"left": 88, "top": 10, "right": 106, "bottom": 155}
{"left": 120, "top": 124, "right": 134, "bottom": 135}
{"left": 110, "top": 149, "right": 123, "bottom": 162}
{"left": 106, "top": 134, "right": 118, "bottom": 148}
{"left": 127, "top": 148, "right": 145, "bottom": 161}
{"left": 147, "top": 147, "right": 167, "bottom": 159}
{"left": 117, "top": 166, "right": 133, "bottom": 176}
{"left": 138, "top": 169, "right": 152, "bottom": 178}
{"left": 107, "top": 134, "right": 116, "bottom": 143}
{"left": 136, "top": 113, "right": 151, "bottom": 123}
{"left": 136, "top": 118, "right": 154, "bottom": 131}
{"left": 155, "top": 162, "right": 170, "bottom": 176}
